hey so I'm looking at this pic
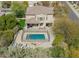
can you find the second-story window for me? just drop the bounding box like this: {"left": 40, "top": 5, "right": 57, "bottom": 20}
{"left": 38, "top": 16, "right": 45, "bottom": 21}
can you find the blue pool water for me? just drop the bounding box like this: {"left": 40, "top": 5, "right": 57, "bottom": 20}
{"left": 26, "top": 34, "right": 45, "bottom": 40}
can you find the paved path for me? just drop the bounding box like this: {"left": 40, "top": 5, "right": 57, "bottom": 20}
{"left": 66, "top": 2, "right": 79, "bottom": 19}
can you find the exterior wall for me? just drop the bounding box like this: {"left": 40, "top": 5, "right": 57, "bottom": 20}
{"left": 46, "top": 15, "right": 53, "bottom": 23}
{"left": 25, "top": 14, "right": 54, "bottom": 28}
{"left": 26, "top": 15, "right": 35, "bottom": 20}
{"left": 36, "top": 14, "right": 54, "bottom": 23}
{"left": 36, "top": 14, "right": 46, "bottom": 23}
{"left": 25, "top": 15, "right": 36, "bottom": 24}
{"left": 37, "top": 15, "right": 54, "bottom": 23}
{"left": 26, "top": 14, "right": 54, "bottom": 24}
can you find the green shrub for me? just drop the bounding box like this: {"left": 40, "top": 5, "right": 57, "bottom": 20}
{"left": 18, "top": 19, "right": 25, "bottom": 29}
{"left": 0, "top": 14, "right": 17, "bottom": 30}
{"left": 0, "top": 47, "right": 8, "bottom": 57}
{"left": 50, "top": 46, "right": 66, "bottom": 58}
{"left": 0, "top": 47, "right": 51, "bottom": 58}
{"left": 52, "top": 34, "right": 64, "bottom": 46}
{"left": 0, "top": 30, "right": 14, "bottom": 47}
{"left": 15, "top": 10, "right": 25, "bottom": 18}
{"left": 0, "top": 14, "right": 17, "bottom": 48}
{"left": 11, "top": 2, "right": 28, "bottom": 18}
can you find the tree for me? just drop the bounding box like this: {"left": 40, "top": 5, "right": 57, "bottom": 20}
{"left": 0, "top": 17, "right": 5, "bottom": 30}
{"left": 23, "top": 1, "right": 28, "bottom": 8}
{"left": 52, "top": 2, "right": 79, "bottom": 57}
{"left": 52, "top": 34, "right": 64, "bottom": 46}
{"left": 0, "top": 14, "right": 17, "bottom": 47}
{"left": 11, "top": 2, "right": 28, "bottom": 18}
{"left": 53, "top": 16, "right": 79, "bottom": 49}
{"left": 53, "top": 2, "right": 69, "bottom": 17}
{"left": 2, "top": 1, "right": 11, "bottom": 8}
{"left": 41, "top": 1, "right": 50, "bottom": 7}
{"left": 0, "top": 14, "right": 17, "bottom": 30}
{"left": 50, "top": 46, "right": 66, "bottom": 57}
{"left": 69, "top": 48, "right": 79, "bottom": 58}
{"left": 0, "top": 30, "right": 14, "bottom": 47}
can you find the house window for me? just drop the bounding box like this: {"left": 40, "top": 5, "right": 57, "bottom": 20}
{"left": 40, "top": 23, "right": 43, "bottom": 26}
{"left": 46, "top": 23, "right": 52, "bottom": 27}
{"left": 38, "top": 17, "right": 45, "bottom": 21}
{"left": 40, "top": 17, "right": 43, "bottom": 20}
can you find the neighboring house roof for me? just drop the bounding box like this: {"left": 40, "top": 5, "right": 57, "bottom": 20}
{"left": 0, "top": 8, "right": 12, "bottom": 16}
{"left": 0, "top": 9, "right": 5, "bottom": 16}
{"left": 26, "top": 6, "right": 53, "bottom": 15}
{"left": 28, "top": 1, "right": 38, "bottom": 7}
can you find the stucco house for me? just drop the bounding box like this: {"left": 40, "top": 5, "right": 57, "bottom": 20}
{"left": 25, "top": 6, "right": 54, "bottom": 29}
{"left": 13, "top": 3, "right": 55, "bottom": 48}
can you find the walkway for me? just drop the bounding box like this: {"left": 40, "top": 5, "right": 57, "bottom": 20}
{"left": 66, "top": 2, "right": 79, "bottom": 19}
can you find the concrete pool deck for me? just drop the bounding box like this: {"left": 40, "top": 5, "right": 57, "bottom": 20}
{"left": 13, "top": 28, "right": 54, "bottom": 48}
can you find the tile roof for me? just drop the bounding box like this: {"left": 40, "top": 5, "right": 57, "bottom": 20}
{"left": 0, "top": 9, "right": 5, "bottom": 16}
{"left": 26, "top": 6, "right": 53, "bottom": 15}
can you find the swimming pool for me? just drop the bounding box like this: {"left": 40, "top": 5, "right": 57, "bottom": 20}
{"left": 26, "top": 34, "right": 45, "bottom": 40}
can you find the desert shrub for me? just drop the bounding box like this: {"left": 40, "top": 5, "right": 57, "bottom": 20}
{"left": 53, "top": 15, "right": 79, "bottom": 57}
{"left": 52, "top": 34, "right": 64, "bottom": 46}
{"left": 0, "top": 47, "right": 8, "bottom": 57}
{"left": 0, "top": 47, "right": 51, "bottom": 58}
{"left": 0, "top": 30, "right": 14, "bottom": 47}
{"left": 50, "top": 46, "right": 66, "bottom": 58}
{"left": 41, "top": 1, "right": 50, "bottom": 7}
{"left": 53, "top": 16, "right": 79, "bottom": 49}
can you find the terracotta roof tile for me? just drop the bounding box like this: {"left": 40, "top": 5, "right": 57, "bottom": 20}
{"left": 26, "top": 6, "right": 53, "bottom": 15}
